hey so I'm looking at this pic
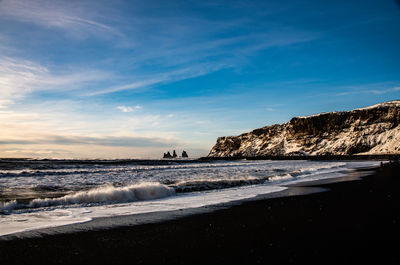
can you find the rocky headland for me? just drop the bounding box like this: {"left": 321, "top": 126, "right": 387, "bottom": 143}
{"left": 208, "top": 101, "right": 400, "bottom": 157}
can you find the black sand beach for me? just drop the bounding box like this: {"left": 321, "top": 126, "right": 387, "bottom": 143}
{"left": 1, "top": 162, "right": 399, "bottom": 265}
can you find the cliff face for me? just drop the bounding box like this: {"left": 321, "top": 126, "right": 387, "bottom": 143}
{"left": 208, "top": 101, "right": 400, "bottom": 157}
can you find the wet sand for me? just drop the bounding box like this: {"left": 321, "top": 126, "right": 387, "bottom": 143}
{"left": 0, "top": 162, "right": 399, "bottom": 265}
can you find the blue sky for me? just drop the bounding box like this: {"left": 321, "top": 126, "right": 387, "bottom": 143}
{"left": 0, "top": 0, "right": 399, "bottom": 158}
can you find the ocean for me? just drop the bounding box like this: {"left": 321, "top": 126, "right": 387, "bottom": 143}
{"left": 0, "top": 159, "right": 380, "bottom": 237}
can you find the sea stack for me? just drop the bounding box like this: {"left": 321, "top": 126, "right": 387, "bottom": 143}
{"left": 163, "top": 151, "right": 172, "bottom": 158}
{"left": 208, "top": 100, "right": 400, "bottom": 157}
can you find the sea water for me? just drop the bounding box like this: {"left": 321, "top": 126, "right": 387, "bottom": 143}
{"left": 0, "top": 159, "right": 380, "bottom": 236}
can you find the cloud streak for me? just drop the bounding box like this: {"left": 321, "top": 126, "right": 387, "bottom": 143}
{"left": 336, "top": 84, "right": 400, "bottom": 96}
{"left": 89, "top": 62, "right": 231, "bottom": 95}
{"left": 0, "top": 56, "right": 110, "bottom": 100}
{"left": 0, "top": 0, "right": 121, "bottom": 37}
{"left": 0, "top": 135, "right": 177, "bottom": 148}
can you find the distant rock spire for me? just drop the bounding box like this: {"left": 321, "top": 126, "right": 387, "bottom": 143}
{"left": 172, "top": 150, "right": 177, "bottom": 158}
{"left": 182, "top": 150, "right": 188, "bottom": 158}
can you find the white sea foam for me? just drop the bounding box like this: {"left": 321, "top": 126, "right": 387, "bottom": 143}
{"left": 268, "top": 174, "right": 293, "bottom": 182}
{"left": 0, "top": 200, "right": 18, "bottom": 212}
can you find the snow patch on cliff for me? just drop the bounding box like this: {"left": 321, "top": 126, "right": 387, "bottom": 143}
{"left": 356, "top": 100, "right": 400, "bottom": 110}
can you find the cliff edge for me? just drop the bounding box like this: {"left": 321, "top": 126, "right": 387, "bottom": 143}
{"left": 208, "top": 101, "right": 400, "bottom": 157}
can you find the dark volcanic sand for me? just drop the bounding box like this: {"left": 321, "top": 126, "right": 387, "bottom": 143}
{"left": 1, "top": 162, "right": 399, "bottom": 265}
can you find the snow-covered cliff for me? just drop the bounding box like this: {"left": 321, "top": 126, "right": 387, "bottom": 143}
{"left": 208, "top": 101, "right": 400, "bottom": 157}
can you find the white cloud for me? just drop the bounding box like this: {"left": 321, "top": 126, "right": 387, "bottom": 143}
{"left": 0, "top": 99, "right": 13, "bottom": 109}
{"left": 117, "top": 105, "right": 142, "bottom": 113}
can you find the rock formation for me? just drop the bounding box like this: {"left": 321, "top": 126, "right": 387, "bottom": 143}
{"left": 163, "top": 150, "right": 188, "bottom": 158}
{"left": 163, "top": 151, "right": 172, "bottom": 158}
{"left": 208, "top": 100, "right": 400, "bottom": 157}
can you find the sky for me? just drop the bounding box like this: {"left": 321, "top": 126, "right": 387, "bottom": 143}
{"left": 0, "top": 0, "right": 399, "bottom": 159}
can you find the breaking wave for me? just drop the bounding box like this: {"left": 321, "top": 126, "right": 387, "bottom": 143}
{"left": 172, "top": 177, "right": 271, "bottom": 192}
{"left": 1, "top": 182, "right": 175, "bottom": 213}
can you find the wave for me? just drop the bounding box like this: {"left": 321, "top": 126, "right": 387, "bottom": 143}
{"left": 1, "top": 174, "right": 290, "bottom": 213}
{"left": 170, "top": 163, "right": 347, "bottom": 192}
{"left": 0, "top": 161, "right": 272, "bottom": 178}
{"left": 172, "top": 177, "right": 271, "bottom": 192}
{"left": 170, "top": 171, "right": 306, "bottom": 192}
{"left": 0, "top": 182, "right": 175, "bottom": 213}
{"left": 0, "top": 169, "right": 109, "bottom": 178}
{"left": 0, "top": 162, "right": 349, "bottom": 213}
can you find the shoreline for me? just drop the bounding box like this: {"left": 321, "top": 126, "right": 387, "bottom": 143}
{"left": 0, "top": 185, "right": 326, "bottom": 240}
{"left": 1, "top": 162, "right": 399, "bottom": 264}
{"left": 0, "top": 163, "right": 377, "bottom": 240}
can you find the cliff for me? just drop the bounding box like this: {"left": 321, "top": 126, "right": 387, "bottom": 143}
{"left": 208, "top": 101, "right": 400, "bottom": 157}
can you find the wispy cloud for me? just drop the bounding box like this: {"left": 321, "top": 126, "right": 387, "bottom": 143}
{"left": 89, "top": 62, "right": 230, "bottom": 95}
{"left": 1, "top": 1, "right": 321, "bottom": 98}
{"left": 2, "top": 148, "right": 71, "bottom": 156}
{"left": 128, "top": 30, "right": 319, "bottom": 71}
{"left": 336, "top": 83, "right": 400, "bottom": 96}
{"left": 0, "top": 56, "right": 110, "bottom": 100}
{"left": 92, "top": 78, "right": 165, "bottom": 96}
{"left": 0, "top": 99, "right": 13, "bottom": 109}
{"left": 0, "top": 0, "right": 121, "bottom": 37}
{"left": 0, "top": 135, "right": 176, "bottom": 147}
